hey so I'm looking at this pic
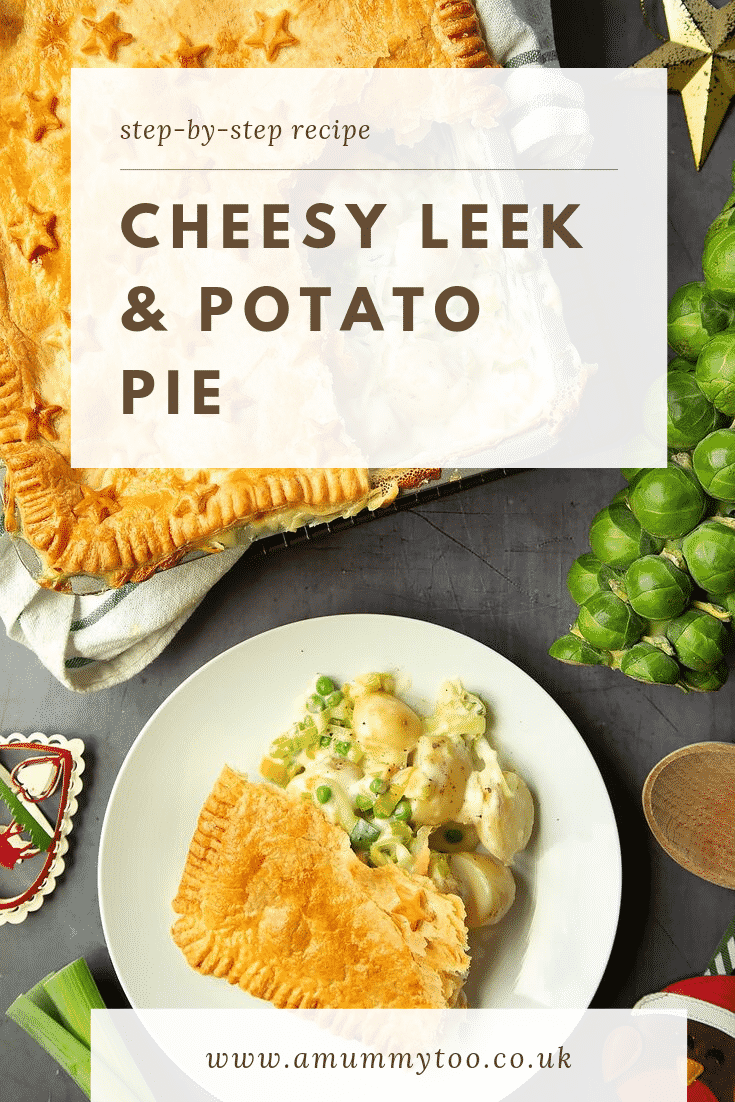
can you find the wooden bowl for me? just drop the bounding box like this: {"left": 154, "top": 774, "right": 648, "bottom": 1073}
{"left": 642, "top": 742, "right": 735, "bottom": 889}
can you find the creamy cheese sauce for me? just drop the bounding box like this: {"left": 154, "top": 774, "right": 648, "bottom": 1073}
{"left": 260, "top": 672, "right": 533, "bottom": 928}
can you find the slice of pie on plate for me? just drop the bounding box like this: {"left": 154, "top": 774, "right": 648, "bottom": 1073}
{"left": 0, "top": 0, "right": 496, "bottom": 590}
{"left": 171, "top": 768, "right": 470, "bottom": 1008}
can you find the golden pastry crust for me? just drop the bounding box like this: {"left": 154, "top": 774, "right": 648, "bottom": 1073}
{"left": 0, "top": 1, "right": 495, "bottom": 588}
{"left": 171, "top": 769, "right": 470, "bottom": 1008}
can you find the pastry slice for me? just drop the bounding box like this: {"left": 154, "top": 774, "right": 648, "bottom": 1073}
{"left": 171, "top": 768, "right": 470, "bottom": 1008}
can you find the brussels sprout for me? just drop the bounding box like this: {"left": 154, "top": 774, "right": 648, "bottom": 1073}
{"left": 668, "top": 356, "right": 696, "bottom": 373}
{"left": 703, "top": 216, "right": 735, "bottom": 306}
{"left": 589, "top": 503, "right": 663, "bottom": 569}
{"left": 629, "top": 465, "right": 707, "bottom": 539}
{"left": 693, "top": 428, "right": 735, "bottom": 501}
{"left": 668, "top": 281, "right": 734, "bottom": 359}
{"left": 624, "top": 555, "right": 692, "bottom": 619}
{"left": 681, "top": 662, "right": 728, "bottom": 692}
{"left": 619, "top": 642, "right": 681, "bottom": 685}
{"left": 696, "top": 329, "right": 735, "bottom": 415}
{"left": 548, "top": 634, "right": 609, "bottom": 666}
{"left": 566, "top": 553, "right": 617, "bottom": 605}
{"left": 682, "top": 519, "right": 735, "bottom": 593}
{"left": 666, "top": 609, "right": 730, "bottom": 671}
{"left": 667, "top": 372, "right": 725, "bottom": 450}
{"left": 576, "top": 592, "right": 645, "bottom": 651}
{"left": 704, "top": 196, "right": 735, "bottom": 250}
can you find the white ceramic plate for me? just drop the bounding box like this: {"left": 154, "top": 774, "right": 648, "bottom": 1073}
{"left": 99, "top": 614, "right": 621, "bottom": 1010}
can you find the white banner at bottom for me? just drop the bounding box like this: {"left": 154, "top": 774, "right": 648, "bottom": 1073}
{"left": 91, "top": 1008, "right": 686, "bottom": 1102}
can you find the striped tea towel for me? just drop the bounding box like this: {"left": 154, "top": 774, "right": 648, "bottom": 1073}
{"left": 477, "top": 0, "right": 559, "bottom": 67}
{"left": 476, "top": 3, "right": 593, "bottom": 166}
{"left": 0, "top": 534, "right": 247, "bottom": 693}
{"left": 706, "top": 917, "right": 735, "bottom": 976}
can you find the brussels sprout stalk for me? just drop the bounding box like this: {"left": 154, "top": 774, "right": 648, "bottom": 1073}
{"left": 670, "top": 452, "right": 695, "bottom": 472}
{"left": 659, "top": 546, "right": 687, "bottom": 571}
{"left": 640, "top": 633, "right": 677, "bottom": 657}
{"left": 690, "top": 600, "right": 731, "bottom": 622}
{"left": 607, "top": 577, "right": 629, "bottom": 602}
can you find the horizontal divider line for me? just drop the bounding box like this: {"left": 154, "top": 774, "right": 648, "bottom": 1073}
{"left": 118, "top": 166, "right": 618, "bottom": 171}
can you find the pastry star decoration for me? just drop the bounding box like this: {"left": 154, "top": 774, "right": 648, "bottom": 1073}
{"left": 175, "top": 35, "right": 211, "bottom": 67}
{"left": 13, "top": 90, "right": 62, "bottom": 143}
{"left": 81, "top": 12, "right": 133, "bottom": 61}
{"left": 9, "top": 206, "right": 57, "bottom": 262}
{"left": 72, "top": 484, "right": 120, "bottom": 523}
{"left": 170, "top": 473, "right": 218, "bottom": 516}
{"left": 634, "top": 0, "right": 735, "bottom": 169}
{"left": 20, "top": 390, "right": 62, "bottom": 443}
{"left": 245, "top": 11, "right": 298, "bottom": 62}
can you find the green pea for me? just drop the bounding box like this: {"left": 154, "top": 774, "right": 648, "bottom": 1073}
{"left": 307, "top": 694, "right": 327, "bottom": 713}
{"left": 315, "top": 675, "right": 335, "bottom": 696}
{"left": 319, "top": 735, "right": 332, "bottom": 748}
{"left": 316, "top": 785, "right": 332, "bottom": 804}
{"left": 334, "top": 740, "right": 351, "bottom": 757}
{"left": 355, "top": 794, "right": 374, "bottom": 812}
{"left": 324, "top": 690, "right": 343, "bottom": 708}
{"left": 391, "top": 798, "right": 412, "bottom": 822}
{"left": 369, "top": 778, "right": 388, "bottom": 795}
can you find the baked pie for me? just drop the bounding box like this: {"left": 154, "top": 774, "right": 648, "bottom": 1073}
{"left": 0, "top": 0, "right": 497, "bottom": 590}
{"left": 171, "top": 767, "right": 470, "bottom": 1008}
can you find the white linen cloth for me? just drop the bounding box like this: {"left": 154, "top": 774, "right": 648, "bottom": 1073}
{"left": 0, "top": 0, "right": 592, "bottom": 691}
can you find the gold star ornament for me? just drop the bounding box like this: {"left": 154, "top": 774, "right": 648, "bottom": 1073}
{"left": 634, "top": 0, "right": 735, "bottom": 169}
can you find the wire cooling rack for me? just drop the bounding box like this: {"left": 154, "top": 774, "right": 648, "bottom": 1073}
{"left": 241, "top": 468, "right": 528, "bottom": 561}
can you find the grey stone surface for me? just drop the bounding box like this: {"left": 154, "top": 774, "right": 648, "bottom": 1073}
{"left": 4, "top": 2, "right": 735, "bottom": 1096}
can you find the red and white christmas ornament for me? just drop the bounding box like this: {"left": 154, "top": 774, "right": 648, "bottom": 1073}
{"left": 637, "top": 976, "right": 735, "bottom": 1102}
{"left": 0, "top": 733, "right": 85, "bottom": 924}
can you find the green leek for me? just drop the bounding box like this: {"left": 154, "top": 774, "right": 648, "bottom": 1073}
{"left": 6, "top": 992, "right": 92, "bottom": 1098}
{"left": 43, "top": 958, "right": 105, "bottom": 1049}
{"left": 6, "top": 958, "right": 107, "bottom": 1099}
